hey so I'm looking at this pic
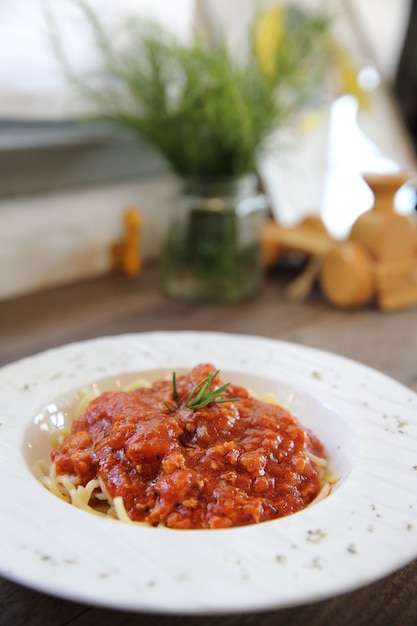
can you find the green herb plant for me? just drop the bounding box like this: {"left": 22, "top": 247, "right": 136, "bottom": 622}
{"left": 49, "top": 1, "right": 332, "bottom": 180}
{"left": 49, "top": 1, "right": 333, "bottom": 302}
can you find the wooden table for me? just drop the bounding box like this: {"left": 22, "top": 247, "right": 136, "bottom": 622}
{"left": 1, "top": 264, "right": 417, "bottom": 626}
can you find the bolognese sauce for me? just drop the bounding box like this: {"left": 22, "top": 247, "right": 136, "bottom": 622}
{"left": 51, "top": 364, "right": 327, "bottom": 529}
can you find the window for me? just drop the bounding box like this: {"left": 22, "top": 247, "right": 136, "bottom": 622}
{"left": 0, "top": 0, "right": 196, "bottom": 196}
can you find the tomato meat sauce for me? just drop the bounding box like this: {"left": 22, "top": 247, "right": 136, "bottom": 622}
{"left": 52, "top": 364, "right": 327, "bottom": 529}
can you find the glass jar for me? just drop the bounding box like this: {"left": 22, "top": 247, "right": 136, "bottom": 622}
{"left": 161, "top": 174, "right": 268, "bottom": 302}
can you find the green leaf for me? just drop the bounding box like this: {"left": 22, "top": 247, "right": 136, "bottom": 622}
{"left": 166, "top": 369, "right": 240, "bottom": 411}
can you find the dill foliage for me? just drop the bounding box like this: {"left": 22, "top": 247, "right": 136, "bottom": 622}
{"left": 50, "top": 1, "right": 331, "bottom": 180}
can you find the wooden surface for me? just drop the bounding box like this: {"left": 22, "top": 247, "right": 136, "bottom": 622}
{"left": 1, "top": 263, "right": 417, "bottom": 626}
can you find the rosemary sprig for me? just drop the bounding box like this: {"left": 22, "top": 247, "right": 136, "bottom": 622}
{"left": 164, "top": 369, "right": 240, "bottom": 411}
{"left": 172, "top": 371, "right": 179, "bottom": 403}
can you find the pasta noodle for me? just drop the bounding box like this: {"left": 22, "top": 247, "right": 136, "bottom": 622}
{"left": 36, "top": 365, "right": 337, "bottom": 529}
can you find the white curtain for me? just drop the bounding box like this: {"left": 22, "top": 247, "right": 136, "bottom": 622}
{"left": 0, "top": 0, "right": 409, "bottom": 120}
{"left": 0, "top": 0, "right": 195, "bottom": 119}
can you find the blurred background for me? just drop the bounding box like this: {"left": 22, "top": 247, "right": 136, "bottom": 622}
{"left": 0, "top": 0, "right": 416, "bottom": 301}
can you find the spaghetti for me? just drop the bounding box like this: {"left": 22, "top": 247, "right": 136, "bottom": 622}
{"left": 37, "top": 364, "right": 335, "bottom": 529}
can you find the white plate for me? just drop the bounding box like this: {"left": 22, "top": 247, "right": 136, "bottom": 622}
{"left": 1, "top": 331, "right": 417, "bottom": 614}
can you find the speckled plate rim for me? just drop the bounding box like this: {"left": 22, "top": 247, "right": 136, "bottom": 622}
{"left": 0, "top": 331, "right": 417, "bottom": 615}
